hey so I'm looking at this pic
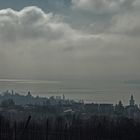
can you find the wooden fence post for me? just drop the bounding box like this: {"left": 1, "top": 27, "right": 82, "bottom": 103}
{"left": 14, "top": 122, "right": 17, "bottom": 140}
{"left": 46, "top": 119, "right": 49, "bottom": 140}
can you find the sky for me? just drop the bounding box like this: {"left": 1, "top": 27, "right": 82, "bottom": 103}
{"left": 0, "top": 0, "right": 140, "bottom": 86}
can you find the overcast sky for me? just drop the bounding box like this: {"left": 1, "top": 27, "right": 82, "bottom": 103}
{"left": 0, "top": 0, "right": 140, "bottom": 85}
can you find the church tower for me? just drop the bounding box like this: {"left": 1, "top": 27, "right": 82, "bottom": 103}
{"left": 129, "top": 95, "right": 135, "bottom": 106}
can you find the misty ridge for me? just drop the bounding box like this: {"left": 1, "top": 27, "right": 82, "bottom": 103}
{"left": 124, "top": 80, "right": 140, "bottom": 84}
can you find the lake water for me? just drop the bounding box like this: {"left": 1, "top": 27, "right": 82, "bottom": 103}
{"left": 0, "top": 79, "right": 140, "bottom": 105}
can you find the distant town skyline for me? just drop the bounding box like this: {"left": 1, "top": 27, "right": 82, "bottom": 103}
{"left": 0, "top": 90, "right": 140, "bottom": 120}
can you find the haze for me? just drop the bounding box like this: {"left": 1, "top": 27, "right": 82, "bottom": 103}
{"left": 0, "top": 0, "right": 140, "bottom": 90}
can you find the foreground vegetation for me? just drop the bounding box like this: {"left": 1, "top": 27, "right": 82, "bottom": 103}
{"left": 0, "top": 114, "right": 140, "bottom": 140}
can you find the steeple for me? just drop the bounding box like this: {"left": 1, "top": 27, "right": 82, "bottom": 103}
{"left": 27, "top": 91, "right": 32, "bottom": 97}
{"left": 63, "top": 94, "right": 65, "bottom": 100}
{"left": 118, "top": 100, "right": 123, "bottom": 107}
{"left": 130, "top": 95, "right": 135, "bottom": 106}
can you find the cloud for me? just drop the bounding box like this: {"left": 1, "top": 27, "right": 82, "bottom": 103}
{"left": 0, "top": 6, "right": 106, "bottom": 78}
{"left": 71, "top": 0, "right": 140, "bottom": 37}
{"left": 110, "top": 11, "right": 140, "bottom": 36}
{"left": 72, "top": 0, "right": 134, "bottom": 14}
{"left": 0, "top": 6, "right": 140, "bottom": 81}
{"left": 0, "top": 6, "right": 79, "bottom": 42}
{"left": 70, "top": 0, "right": 140, "bottom": 38}
{"left": 0, "top": 6, "right": 105, "bottom": 50}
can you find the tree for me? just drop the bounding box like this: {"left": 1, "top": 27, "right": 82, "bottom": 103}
{"left": 1, "top": 99, "right": 15, "bottom": 107}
